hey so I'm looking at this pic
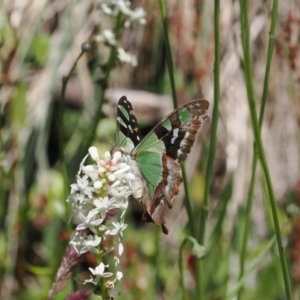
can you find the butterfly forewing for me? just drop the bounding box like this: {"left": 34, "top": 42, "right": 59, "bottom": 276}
{"left": 116, "top": 96, "right": 142, "bottom": 152}
{"left": 133, "top": 100, "right": 209, "bottom": 162}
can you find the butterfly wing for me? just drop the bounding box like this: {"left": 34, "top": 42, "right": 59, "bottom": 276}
{"left": 134, "top": 100, "right": 209, "bottom": 161}
{"left": 116, "top": 96, "right": 142, "bottom": 152}
{"left": 132, "top": 100, "right": 209, "bottom": 233}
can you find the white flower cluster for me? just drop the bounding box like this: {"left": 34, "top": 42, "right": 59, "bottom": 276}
{"left": 94, "top": 0, "right": 146, "bottom": 66}
{"left": 100, "top": 0, "right": 146, "bottom": 27}
{"left": 117, "top": 48, "right": 137, "bottom": 67}
{"left": 67, "top": 146, "right": 135, "bottom": 286}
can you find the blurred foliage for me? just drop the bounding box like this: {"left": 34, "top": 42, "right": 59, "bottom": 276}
{"left": 1, "top": 0, "right": 300, "bottom": 300}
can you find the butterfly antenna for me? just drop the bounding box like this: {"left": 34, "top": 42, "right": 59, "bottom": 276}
{"left": 77, "top": 128, "right": 114, "bottom": 148}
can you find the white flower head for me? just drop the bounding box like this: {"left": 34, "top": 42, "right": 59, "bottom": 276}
{"left": 94, "top": 29, "right": 117, "bottom": 46}
{"left": 99, "top": 0, "right": 146, "bottom": 26}
{"left": 68, "top": 147, "right": 133, "bottom": 286}
{"left": 117, "top": 48, "right": 138, "bottom": 67}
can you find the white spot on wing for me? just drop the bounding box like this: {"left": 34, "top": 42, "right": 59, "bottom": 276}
{"left": 178, "top": 149, "right": 183, "bottom": 157}
{"left": 180, "top": 131, "right": 189, "bottom": 147}
{"left": 171, "top": 128, "right": 179, "bottom": 144}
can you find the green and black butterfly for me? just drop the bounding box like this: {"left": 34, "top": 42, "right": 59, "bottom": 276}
{"left": 114, "top": 96, "right": 209, "bottom": 234}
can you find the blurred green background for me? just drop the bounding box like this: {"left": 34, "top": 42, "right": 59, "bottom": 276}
{"left": 0, "top": 0, "right": 300, "bottom": 299}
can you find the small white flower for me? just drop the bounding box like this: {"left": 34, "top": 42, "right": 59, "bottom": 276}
{"left": 112, "top": 151, "right": 122, "bottom": 161}
{"left": 108, "top": 220, "right": 127, "bottom": 236}
{"left": 94, "top": 30, "right": 117, "bottom": 46}
{"left": 70, "top": 175, "right": 92, "bottom": 197}
{"left": 76, "top": 211, "right": 105, "bottom": 233}
{"left": 90, "top": 197, "right": 112, "bottom": 216}
{"left": 69, "top": 232, "right": 85, "bottom": 254}
{"left": 116, "top": 271, "right": 123, "bottom": 281}
{"left": 107, "top": 174, "right": 115, "bottom": 182}
{"left": 104, "top": 151, "right": 111, "bottom": 161}
{"left": 94, "top": 180, "right": 103, "bottom": 189}
{"left": 90, "top": 262, "right": 113, "bottom": 277}
{"left": 86, "top": 262, "right": 113, "bottom": 285}
{"left": 118, "top": 242, "right": 124, "bottom": 255}
{"left": 117, "top": 48, "right": 138, "bottom": 67}
{"left": 110, "top": 187, "right": 131, "bottom": 202}
{"left": 89, "top": 146, "right": 99, "bottom": 160}
{"left": 100, "top": 3, "right": 112, "bottom": 15}
{"left": 79, "top": 235, "right": 102, "bottom": 254}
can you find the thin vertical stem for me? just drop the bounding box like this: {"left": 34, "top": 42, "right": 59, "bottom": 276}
{"left": 197, "top": 0, "right": 221, "bottom": 298}
{"left": 158, "top": 0, "right": 178, "bottom": 108}
{"left": 59, "top": 47, "right": 87, "bottom": 212}
{"left": 239, "top": 1, "right": 292, "bottom": 299}
{"left": 237, "top": 1, "right": 279, "bottom": 298}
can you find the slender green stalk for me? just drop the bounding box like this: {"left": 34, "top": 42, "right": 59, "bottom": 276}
{"left": 158, "top": 0, "right": 196, "bottom": 237}
{"left": 198, "top": 0, "right": 220, "bottom": 245}
{"left": 197, "top": 0, "right": 221, "bottom": 298}
{"left": 179, "top": 239, "right": 190, "bottom": 300}
{"left": 58, "top": 46, "right": 87, "bottom": 211}
{"left": 237, "top": 1, "right": 279, "bottom": 298}
{"left": 158, "top": 0, "right": 178, "bottom": 108}
{"left": 239, "top": 1, "right": 292, "bottom": 299}
{"left": 94, "top": 242, "right": 109, "bottom": 299}
{"left": 81, "top": 13, "right": 122, "bottom": 153}
{"left": 179, "top": 237, "right": 207, "bottom": 300}
{"left": 68, "top": 13, "right": 123, "bottom": 177}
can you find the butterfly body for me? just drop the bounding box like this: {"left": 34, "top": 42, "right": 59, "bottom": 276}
{"left": 115, "top": 96, "right": 209, "bottom": 234}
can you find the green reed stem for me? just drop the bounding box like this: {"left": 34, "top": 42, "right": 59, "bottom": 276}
{"left": 197, "top": 0, "right": 221, "bottom": 298}
{"left": 237, "top": 1, "right": 279, "bottom": 298}
{"left": 198, "top": 0, "right": 220, "bottom": 246}
{"left": 179, "top": 239, "right": 191, "bottom": 300}
{"left": 239, "top": 1, "right": 292, "bottom": 299}
{"left": 158, "top": 0, "right": 178, "bottom": 109}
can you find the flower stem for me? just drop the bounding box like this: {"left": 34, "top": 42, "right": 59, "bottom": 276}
{"left": 59, "top": 46, "right": 88, "bottom": 217}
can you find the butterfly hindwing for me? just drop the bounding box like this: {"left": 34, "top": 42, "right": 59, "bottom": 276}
{"left": 116, "top": 96, "right": 142, "bottom": 152}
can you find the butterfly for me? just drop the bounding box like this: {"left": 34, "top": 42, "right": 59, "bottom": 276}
{"left": 114, "top": 96, "right": 209, "bottom": 234}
